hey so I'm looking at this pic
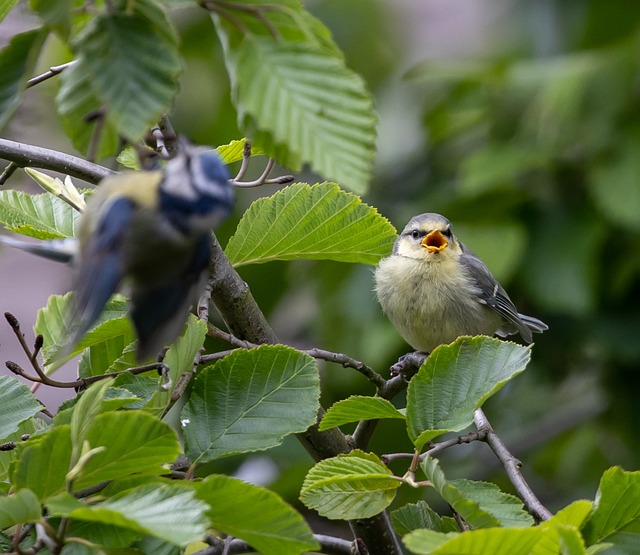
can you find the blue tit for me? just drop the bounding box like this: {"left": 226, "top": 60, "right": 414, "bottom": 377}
{"left": 68, "top": 145, "right": 234, "bottom": 360}
{"left": 375, "top": 213, "right": 547, "bottom": 353}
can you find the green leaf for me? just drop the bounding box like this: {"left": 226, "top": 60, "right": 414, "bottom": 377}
{"left": 216, "top": 16, "right": 377, "bottom": 193}
{"left": 225, "top": 182, "right": 396, "bottom": 266}
{"left": 404, "top": 527, "right": 543, "bottom": 555}
{"left": 34, "top": 293, "right": 130, "bottom": 367}
{"left": 73, "top": 9, "right": 181, "bottom": 140}
{"left": 29, "top": 0, "right": 72, "bottom": 39}
{"left": 299, "top": 450, "right": 401, "bottom": 520}
{"left": 450, "top": 479, "right": 534, "bottom": 528}
{"left": 0, "top": 0, "right": 19, "bottom": 24}
{"left": 0, "top": 376, "right": 43, "bottom": 442}
{"left": 533, "top": 501, "right": 593, "bottom": 555}
{"left": 320, "top": 396, "right": 404, "bottom": 431}
{"left": 78, "top": 333, "right": 137, "bottom": 378}
{"left": 56, "top": 57, "right": 120, "bottom": 159}
{"left": 216, "top": 138, "right": 265, "bottom": 164}
{"left": 422, "top": 456, "right": 512, "bottom": 529}
{"left": 182, "top": 345, "right": 320, "bottom": 463}
{"left": 583, "top": 467, "right": 640, "bottom": 548}
{"left": 71, "top": 410, "right": 181, "bottom": 490}
{"left": 197, "top": 475, "right": 318, "bottom": 555}
{"left": 11, "top": 425, "right": 73, "bottom": 501}
{"left": 0, "top": 489, "right": 41, "bottom": 529}
{"left": 406, "top": 336, "right": 531, "bottom": 448}
{"left": 0, "top": 28, "right": 47, "bottom": 130}
{"left": 0, "top": 420, "right": 37, "bottom": 482}
{"left": 391, "top": 501, "right": 459, "bottom": 536}
{"left": 0, "top": 190, "right": 80, "bottom": 239}
{"left": 70, "top": 380, "right": 112, "bottom": 464}
{"left": 48, "top": 483, "right": 209, "bottom": 547}
{"left": 143, "top": 316, "right": 207, "bottom": 416}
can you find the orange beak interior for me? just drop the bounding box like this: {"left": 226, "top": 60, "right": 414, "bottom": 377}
{"left": 421, "top": 229, "right": 448, "bottom": 253}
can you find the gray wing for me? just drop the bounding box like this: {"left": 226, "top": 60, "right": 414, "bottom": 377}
{"left": 459, "top": 248, "right": 538, "bottom": 343}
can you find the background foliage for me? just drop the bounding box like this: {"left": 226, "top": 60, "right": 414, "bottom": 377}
{"left": 0, "top": 0, "right": 639, "bottom": 554}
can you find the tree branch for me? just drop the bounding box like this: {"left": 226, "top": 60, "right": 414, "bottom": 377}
{"left": 205, "top": 233, "right": 403, "bottom": 554}
{"left": 474, "top": 408, "right": 552, "bottom": 522}
{"left": 0, "top": 138, "right": 113, "bottom": 184}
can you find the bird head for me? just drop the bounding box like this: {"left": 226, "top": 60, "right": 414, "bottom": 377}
{"left": 160, "top": 144, "right": 234, "bottom": 232}
{"left": 394, "top": 212, "right": 462, "bottom": 260}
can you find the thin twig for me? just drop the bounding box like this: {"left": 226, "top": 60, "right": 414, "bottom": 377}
{"left": 381, "top": 431, "right": 481, "bottom": 464}
{"left": 0, "top": 162, "right": 18, "bottom": 185}
{"left": 26, "top": 60, "right": 78, "bottom": 88}
{"left": 203, "top": 325, "right": 386, "bottom": 387}
{"left": 474, "top": 408, "right": 552, "bottom": 522}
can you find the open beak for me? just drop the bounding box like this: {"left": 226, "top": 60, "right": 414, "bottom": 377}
{"left": 421, "top": 229, "right": 448, "bottom": 253}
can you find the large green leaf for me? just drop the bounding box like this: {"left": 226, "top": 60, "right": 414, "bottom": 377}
{"left": 72, "top": 8, "right": 181, "bottom": 140}
{"left": 56, "top": 57, "right": 120, "bottom": 159}
{"left": 0, "top": 190, "right": 80, "bottom": 239}
{"left": 34, "top": 293, "right": 130, "bottom": 367}
{"left": 70, "top": 379, "right": 112, "bottom": 464}
{"left": 225, "top": 182, "right": 396, "bottom": 266}
{"left": 143, "top": 316, "right": 207, "bottom": 417}
{"left": 215, "top": 9, "right": 377, "bottom": 194}
{"left": 47, "top": 483, "right": 209, "bottom": 547}
{"left": 11, "top": 425, "right": 73, "bottom": 501}
{"left": 421, "top": 456, "right": 531, "bottom": 529}
{"left": 0, "top": 489, "right": 41, "bottom": 529}
{"left": 319, "top": 395, "right": 405, "bottom": 431}
{"left": 71, "top": 410, "right": 181, "bottom": 490}
{"left": 406, "top": 336, "right": 531, "bottom": 449}
{"left": 299, "top": 450, "right": 401, "bottom": 520}
{"left": 533, "top": 501, "right": 592, "bottom": 555}
{"left": 391, "top": 501, "right": 459, "bottom": 536}
{"left": 182, "top": 345, "right": 320, "bottom": 463}
{"left": 197, "top": 475, "right": 318, "bottom": 555}
{"left": 0, "top": 376, "right": 43, "bottom": 442}
{"left": 450, "top": 479, "right": 534, "bottom": 528}
{"left": 404, "top": 527, "right": 543, "bottom": 555}
{"left": 583, "top": 467, "right": 640, "bottom": 550}
{"left": 0, "top": 28, "right": 47, "bottom": 130}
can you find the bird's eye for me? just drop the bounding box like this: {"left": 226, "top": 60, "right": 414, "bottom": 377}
{"left": 411, "top": 229, "right": 421, "bottom": 240}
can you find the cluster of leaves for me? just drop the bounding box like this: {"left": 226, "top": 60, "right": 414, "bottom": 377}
{"left": 0, "top": 0, "right": 376, "bottom": 194}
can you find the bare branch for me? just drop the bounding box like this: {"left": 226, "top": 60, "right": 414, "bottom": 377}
{"left": 0, "top": 162, "right": 18, "bottom": 185}
{"left": 474, "top": 408, "right": 552, "bottom": 522}
{"left": 0, "top": 138, "right": 113, "bottom": 184}
{"left": 26, "top": 60, "right": 78, "bottom": 88}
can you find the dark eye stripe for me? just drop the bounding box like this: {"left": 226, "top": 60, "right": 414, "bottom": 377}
{"left": 404, "top": 229, "right": 426, "bottom": 240}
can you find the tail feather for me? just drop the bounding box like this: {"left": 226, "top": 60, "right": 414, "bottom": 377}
{"left": 518, "top": 313, "right": 548, "bottom": 334}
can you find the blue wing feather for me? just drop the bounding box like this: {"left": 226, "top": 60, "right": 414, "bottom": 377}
{"left": 67, "top": 197, "right": 135, "bottom": 349}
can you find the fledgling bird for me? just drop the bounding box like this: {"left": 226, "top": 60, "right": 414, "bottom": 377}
{"left": 68, "top": 145, "right": 234, "bottom": 360}
{"left": 375, "top": 213, "right": 547, "bottom": 353}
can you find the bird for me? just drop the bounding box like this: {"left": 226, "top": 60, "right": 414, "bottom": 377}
{"left": 68, "top": 144, "right": 234, "bottom": 360}
{"left": 1, "top": 144, "right": 234, "bottom": 361}
{"left": 374, "top": 213, "right": 547, "bottom": 354}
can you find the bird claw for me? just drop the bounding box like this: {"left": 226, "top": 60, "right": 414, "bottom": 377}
{"left": 389, "top": 351, "right": 428, "bottom": 378}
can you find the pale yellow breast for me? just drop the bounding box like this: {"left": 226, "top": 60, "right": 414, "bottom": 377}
{"left": 375, "top": 253, "right": 502, "bottom": 352}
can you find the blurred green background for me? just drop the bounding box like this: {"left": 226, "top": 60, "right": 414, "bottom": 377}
{"left": 3, "top": 0, "right": 639, "bottom": 516}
